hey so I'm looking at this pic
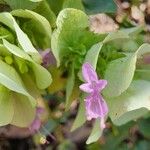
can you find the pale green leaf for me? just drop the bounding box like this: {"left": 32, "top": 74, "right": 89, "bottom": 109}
{"left": 122, "top": 40, "right": 139, "bottom": 52}
{"left": 0, "top": 44, "right": 11, "bottom": 56}
{"left": 51, "top": 8, "right": 89, "bottom": 66}
{"left": 51, "top": 30, "right": 61, "bottom": 66}
{"left": 63, "top": 0, "right": 85, "bottom": 11}
{"left": 4, "top": 0, "right": 40, "bottom": 9}
{"left": 56, "top": 8, "right": 88, "bottom": 30}
{"left": 121, "top": 25, "right": 144, "bottom": 37}
{"left": 71, "top": 97, "right": 86, "bottom": 131}
{"left": 103, "top": 31, "right": 129, "bottom": 44}
{"left": 3, "top": 40, "right": 52, "bottom": 89}
{"left": 0, "top": 25, "right": 15, "bottom": 43}
{"left": 0, "top": 13, "right": 14, "bottom": 30}
{"left": 52, "top": 8, "right": 102, "bottom": 68}
{"left": 78, "top": 42, "right": 103, "bottom": 80}
{"left": 31, "top": 63, "right": 52, "bottom": 89}
{"left": 34, "top": 0, "right": 56, "bottom": 28}
{"left": 0, "top": 86, "right": 14, "bottom": 126}
{"left": 84, "top": 42, "right": 103, "bottom": 69}
{"left": 103, "top": 43, "right": 150, "bottom": 97}
{"left": 21, "top": 73, "right": 41, "bottom": 99}
{"left": 86, "top": 119, "right": 102, "bottom": 144}
{"left": 103, "top": 53, "right": 137, "bottom": 97}
{"left": 65, "top": 66, "right": 75, "bottom": 110}
{"left": 0, "top": 12, "right": 41, "bottom": 63}
{"left": 108, "top": 80, "right": 150, "bottom": 125}
{"left": 11, "top": 9, "right": 52, "bottom": 48}
{"left": 46, "top": 0, "right": 64, "bottom": 15}
{"left": 137, "top": 43, "right": 150, "bottom": 58}
{"left": 11, "top": 93, "right": 36, "bottom": 127}
{"left": 0, "top": 59, "right": 35, "bottom": 106}
{"left": 3, "top": 39, "right": 32, "bottom": 61}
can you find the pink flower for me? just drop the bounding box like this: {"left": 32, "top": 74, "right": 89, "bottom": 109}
{"left": 29, "top": 107, "right": 44, "bottom": 133}
{"left": 79, "top": 63, "right": 108, "bottom": 129}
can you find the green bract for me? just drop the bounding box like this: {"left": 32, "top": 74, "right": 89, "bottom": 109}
{"left": 0, "top": 11, "right": 52, "bottom": 127}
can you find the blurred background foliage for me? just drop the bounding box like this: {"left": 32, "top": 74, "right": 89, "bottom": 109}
{"left": 0, "top": 0, "right": 150, "bottom": 150}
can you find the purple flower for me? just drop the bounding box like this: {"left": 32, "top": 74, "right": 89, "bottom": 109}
{"left": 29, "top": 107, "right": 44, "bottom": 133}
{"left": 39, "top": 49, "right": 56, "bottom": 68}
{"left": 79, "top": 63, "right": 108, "bottom": 129}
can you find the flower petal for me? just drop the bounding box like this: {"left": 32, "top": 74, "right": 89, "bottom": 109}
{"left": 97, "top": 80, "right": 107, "bottom": 91}
{"left": 82, "top": 63, "right": 98, "bottom": 82}
{"left": 79, "top": 83, "right": 93, "bottom": 93}
{"left": 98, "top": 96, "right": 108, "bottom": 117}
{"left": 37, "top": 107, "right": 44, "bottom": 114}
{"left": 29, "top": 117, "right": 41, "bottom": 133}
{"left": 39, "top": 49, "right": 56, "bottom": 67}
{"left": 85, "top": 94, "right": 108, "bottom": 120}
{"left": 85, "top": 96, "right": 98, "bottom": 120}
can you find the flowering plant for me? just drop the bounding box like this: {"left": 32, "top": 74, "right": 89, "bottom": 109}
{"left": 0, "top": 0, "right": 150, "bottom": 148}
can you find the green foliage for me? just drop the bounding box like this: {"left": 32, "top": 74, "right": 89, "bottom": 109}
{"left": 0, "top": 1, "right": 150, "bottom": 147}
{"left": 10, "top": 93, "right": 36, "bottom": 127}
{"left": 3, "top": 0, "right": 41, "bottom": 9}
{"left": 108, "top": 80, "right": 150, "bottom": 125}
{"left": 103, "top": 53, "right": 137, "bottom": 98}
{"left": 47, "top": 0, "right": 84, "bottom": 16}
{"left": 11, "top": 9, "right": 52, "bottom": 49}
{"left": 71, "top": 96, "right": 86, "bottom": 131}
{"left": 51, "top": 8, "right": 88, "bottom": 66}
{"left": 0, "top": 86, "right": 13, "bottom": 126}
{"left": 78, "top": 42, "right": 103, "bottom": 81}
{"left": 3, "top": 39, "right": 52, "bottom": 89}
{"left": 51, "top": 8, "right": 102, "bottom": 67}
{"left": 87, "top": 122, "right": 135, "bottom": 150}
{"left": 46, "top": 0, "right": 64, "bottom": 15}
{"left": 65, "top": 65, "right": 75, "bottom": 110}
{"left": 0, "top": 85, "right": 36, "bottom": 127}
{"left": 138, "top": 117, "right": 150, "bottom": 138}
{"left": 82, "top": 0, "right": 117, "bottom": 14}
{"left": 0, "top": 12, "right": 41, "bottom": 63}
{"left": 33, "top": 0, "right": 56, "bottom": 28}
{"left": 0, "top": 59, "right": 35, "bottom": 105}
{"left": 0, "top": 11, "right": 52, "bottom": 127}
{"left": 103, "top": 31, "right": 129, "bottom": 44}
{"left": 83, "top": 42, "right": 103, "bottom": 70}
{"left": 63, "top": 0, "right": 84, "bottom": 11}
{"left": 86, "top": 119, "right": 102, "bottom": 144}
